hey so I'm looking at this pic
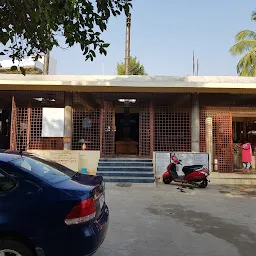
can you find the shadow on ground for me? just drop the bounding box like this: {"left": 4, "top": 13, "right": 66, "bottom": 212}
{"left": 146, "top": 203, "right": 256, "bottom": 256}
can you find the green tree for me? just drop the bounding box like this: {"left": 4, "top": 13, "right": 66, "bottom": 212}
{"left": 230, "top": 11, "right": 256, "bottom": 76}
{"left": 0, "top": 0, "right": 132, "bottom": 63}
{"left": 116, "top": 56, "right": 147, "bottom": 75}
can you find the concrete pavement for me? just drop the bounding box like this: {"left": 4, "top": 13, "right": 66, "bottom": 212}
{"left": 95, "top": 183, "right": 256, "bottom": 256}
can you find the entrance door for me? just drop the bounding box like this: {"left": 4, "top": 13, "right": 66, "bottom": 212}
{"left": 232, "top": 116, "right": 256, "bottom": 170}
{"left": 115, "top": 113, "right": 139, "bottom": 155}
{"left": 0, "top": 109, "right": 11, "bottom": 151}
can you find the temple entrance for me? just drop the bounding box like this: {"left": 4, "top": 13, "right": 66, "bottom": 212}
{"left": 100, "top": 97, "right": 153, "bottom": 158}
{"left": 115, "top": 113, "right": 139, "bottom": 155}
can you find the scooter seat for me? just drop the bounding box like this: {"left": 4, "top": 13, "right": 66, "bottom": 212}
{"left": 182, "top": 165, "right": 204, "bottom": 175}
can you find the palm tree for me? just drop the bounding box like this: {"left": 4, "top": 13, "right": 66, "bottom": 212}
{"left": 230, "top": 12, "right": 256, "bottom": 76}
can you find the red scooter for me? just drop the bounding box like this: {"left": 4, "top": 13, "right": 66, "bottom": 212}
{"left": 162, "top": 154, "right": 210, "bottom": 188}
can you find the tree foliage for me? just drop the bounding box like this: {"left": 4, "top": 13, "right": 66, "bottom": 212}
{"left": 0, "top": 0, "right": 132, "bottom": 64}
{"left": 116, "top": 56, "right": 147, "bottom": 75}
{"left": 230, "top": 11, "right": 256, "bottom": 76}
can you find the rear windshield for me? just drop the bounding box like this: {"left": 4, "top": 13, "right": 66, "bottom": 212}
{"left": 9, "top": 156, "right": 75, "bottom": 184}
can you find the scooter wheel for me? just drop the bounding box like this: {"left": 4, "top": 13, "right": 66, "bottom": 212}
{"left": 163, "top": 177, "right": 172, "bottom": 184}
{"left": 198, "top": 178, "right": 208, "bottom": 188}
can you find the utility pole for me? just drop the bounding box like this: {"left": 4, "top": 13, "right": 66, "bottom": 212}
{"left": 125, "top": 13, "right": 131, "bottom": 75}
{"left": 43, "top": 49, "right": 50, "bottom": 75}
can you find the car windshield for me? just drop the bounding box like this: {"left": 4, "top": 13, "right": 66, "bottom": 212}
{"left": 9, "top": 156, "right": 76, "bottom": 184}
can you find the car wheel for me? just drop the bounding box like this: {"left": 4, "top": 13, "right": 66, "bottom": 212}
{"left": 198, "top": 179, "right": 208, "bottom": 188}
{"left": 0, "top": 240, "right": 34, "bottom": 256}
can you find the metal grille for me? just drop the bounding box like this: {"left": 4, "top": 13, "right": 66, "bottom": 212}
{"left": 16, "top": 108, "right": 28, "bottom": 151}
{"left": 139, "top": 102, "right": 152, "bottom": 157}
{"left": 154, "top": 106, "right": 191, "bottom": 152}
{"left": 101, "top": 101, "right": 115, "bottom": 157}
{"left": 200, "top": 107, "right": 233, "bottom": 172}
{"left": 72, "top": 109, "right": 100, "bottom": 150}
{"left": 15, "top": 108, "right": 64, "bottom": 151}
{"left": 216, "top": 114, "right": 233, "bottom": 172}
{"left": 29, "top": 108, "right": 63, "bottom": 150}
{"left": 10, "top": 96, "right": 17, "bottom": 150}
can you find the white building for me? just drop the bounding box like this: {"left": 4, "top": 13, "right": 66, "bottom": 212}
{"left": 0, "top": 56, "right": 57, "bottom": 75}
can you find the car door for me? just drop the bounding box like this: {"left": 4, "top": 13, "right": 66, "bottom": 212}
{"left": 0, "top": 169, "right": 17, "bottom": 232}
{"left": 0, "top": 164, "right": 48, "bottom": 237}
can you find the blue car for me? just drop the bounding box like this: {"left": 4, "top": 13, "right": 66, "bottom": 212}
{"left": 0, "top": 152, "right": 109, "bottom": 256}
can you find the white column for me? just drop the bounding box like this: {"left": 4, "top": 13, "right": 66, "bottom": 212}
{"left": 64, "top": 92, "right": 72, "bottom": 150}
{"left": 191, "top": 93, "right": 200, "bottom": 152}
{"left": 205, "top": 117, "right": 213, "bottom": 172}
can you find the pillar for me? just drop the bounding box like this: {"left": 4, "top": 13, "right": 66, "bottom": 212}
{"left": 64, "top": 92, "right": 72, "bottom": 150}
{"left": 191, "top": 93, "right": 200, "bottom": 152}
{"left": 26, "top": 107, "right": 31, "bottom": 150}
{"left": 206, "top": 117, "right": 213, "bottom": 172}
{"left": 125, "top": 13, "right": 131, "bottom": 75}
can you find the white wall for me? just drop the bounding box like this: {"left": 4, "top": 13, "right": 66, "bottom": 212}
{"left": 28, "top": 150, "right": 100, "bottom": 175}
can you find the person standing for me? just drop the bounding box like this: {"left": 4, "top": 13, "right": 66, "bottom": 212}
{"left": 240, "top": 141, "right": 252, "bottom": 169}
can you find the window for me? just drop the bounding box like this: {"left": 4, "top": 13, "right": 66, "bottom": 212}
{"left": 0, "top": 171, "right": 16, "bottom": 192}
{"left": 9, "top": 157, "right": 74, "bottom": 184}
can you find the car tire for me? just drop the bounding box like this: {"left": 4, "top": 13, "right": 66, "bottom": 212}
{"left": 0, "top": 239, "right": 34, "bottom": 256}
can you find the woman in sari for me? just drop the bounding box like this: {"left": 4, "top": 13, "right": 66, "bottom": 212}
{"left": 240, "top": 140, "right": 252, "bottom": 169}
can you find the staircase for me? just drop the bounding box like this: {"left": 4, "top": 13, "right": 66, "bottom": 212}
{"left": 97, "top": 158, "right": 155, "bottom": 183}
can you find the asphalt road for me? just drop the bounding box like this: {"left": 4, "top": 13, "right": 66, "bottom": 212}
{"left": 95, "top": 183, "right": 256, "bottom": 256}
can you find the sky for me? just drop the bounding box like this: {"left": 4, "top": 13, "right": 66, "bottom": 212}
{"left": 3, "top": 0, "right": 256, "bottom": 76}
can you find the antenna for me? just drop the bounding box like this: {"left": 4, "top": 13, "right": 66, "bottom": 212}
{"left": 196, "top": 59, "right": 199, "bottom": 76}
{"left": 192, "top": 51, "right": 200, "bottom": 76}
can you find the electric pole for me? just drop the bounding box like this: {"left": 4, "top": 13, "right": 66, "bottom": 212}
{"left": 43, "top": 49, "right": 50, "bottom": 75}
{"left": 125, "top": 13, "right": 131, "bottom": 75}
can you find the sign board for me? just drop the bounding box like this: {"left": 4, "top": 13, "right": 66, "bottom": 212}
{"left": 50, "top": 151, "right": 79, "bottom": 172}
{"left": 155, "top": 152, "right": 209, "bottom": 176}
{"left": 42, "top": 108, "right": 64, "bottom": 137}
{"left": 155, "top": 152, "right": 170, "bottom": 176}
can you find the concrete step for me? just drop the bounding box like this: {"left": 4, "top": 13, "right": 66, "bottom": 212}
{"left": 102, "top": 176, "right": 155, "bottom": 183}
{"left": 98, "top": 171, "right": 154, "bottom": 177}
{"left": 97, "top": 167, "right": 154, "bottom": 172}
{"left": 98, "top": 158, "right": 154, "bottom": 184}
{"left": 98, "top": 162, "right": 153, "bottom": 167}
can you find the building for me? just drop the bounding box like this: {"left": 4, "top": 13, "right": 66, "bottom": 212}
{"left": 1, "top": 75, "right": 256, "bottom": 182}
{"left": 0, "top": 56, "right": 57, "bottom": 75}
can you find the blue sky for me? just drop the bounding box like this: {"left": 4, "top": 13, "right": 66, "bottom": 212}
{"left": 51, "top": 0, "right": 256, "bottom": 76}
{"left": 3, "top": 0, "right": 256, "bottom": 76}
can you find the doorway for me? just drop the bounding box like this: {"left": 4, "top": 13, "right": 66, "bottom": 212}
{"left": 232, "top": 116, "right": 256, "bottom": 171}
{"left": 0, "top": 109, "right": 11, "bottom": 151}
{"left": 115, "top": 113, "right": 139, "bottom": 155}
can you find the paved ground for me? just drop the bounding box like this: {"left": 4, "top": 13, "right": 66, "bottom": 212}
{"left": 95, "top": 183, "right": 256, "bottom": 256}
